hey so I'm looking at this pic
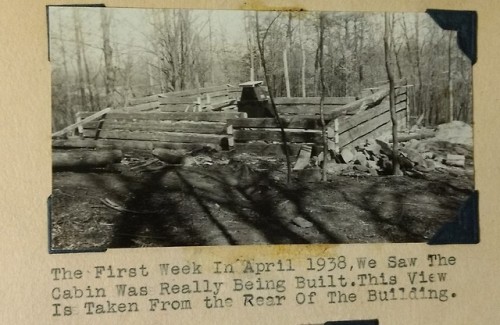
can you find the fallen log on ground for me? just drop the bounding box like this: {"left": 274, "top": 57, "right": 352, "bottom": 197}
{"left": 390, "top": 129, "right": 435, "bottom": 142}
{"left": 53, "top": 149, "right": 123, "bottom": 170}
{"left": 152, "top": 148, "right": 186, "bottom": 165}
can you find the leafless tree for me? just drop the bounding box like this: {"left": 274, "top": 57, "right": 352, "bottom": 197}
{"left": 100, "top": 9, "right": 115, "bottom": 107}
{"left": 318, "top": 13, "right": 329, "bottom": 182}
{"left": 255, "top": 11, "right": 292, "bottom": 183}
{"left": 384, "top": 13, "right": 402, "bottom": 176}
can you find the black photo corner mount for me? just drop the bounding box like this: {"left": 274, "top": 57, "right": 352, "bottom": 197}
{"left": 46, "top": 4, "right": 106, "bottom": 62}
{"left": 324, "top": 320, "right": 379, "bottom": 325}
{"left": 425, "top": 9, "right": 478, "bottom": 245}
{"left": 426, "top": 9, "right": 477, "bottom": 64}
{"left": 428, "top": 190, "right": 479, "bottom": 245}
{"left": 48, "top": 195, "right": 107, "bottom": 254}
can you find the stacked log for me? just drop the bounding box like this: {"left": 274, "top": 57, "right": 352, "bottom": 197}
{"left": 53, "top": 149, "right": 123, "bottom": 170}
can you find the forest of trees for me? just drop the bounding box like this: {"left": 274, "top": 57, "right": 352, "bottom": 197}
{"left": 49, "top": 8, "right": 472, "bottom": 132}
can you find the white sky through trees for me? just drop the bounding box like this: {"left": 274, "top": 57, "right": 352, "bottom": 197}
{"left": 49, "top": 6, "right": 472, "bottom": 131}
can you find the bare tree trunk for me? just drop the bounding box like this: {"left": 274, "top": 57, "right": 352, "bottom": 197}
{"left": 357, "top": 19, "right": 365, "bottom": 87}
{"left": 208, "top": 13, "right": 215, "bottom": 85}
{"left": 384, "top": 13, "right": 402, "bottom": 176}
{"left": 283, "top": 49, "right": 291, "bottom": 97}
{"left": 318, "top": 13, "right": 328, "bottom": 182}
{"left": 390, "top": 14, "right": 403, "bottom": 80}
{"left": 250, "top": 33, "right": 255, "bottom": 81}
{"left": 147, "top": 63, "right": 154, "bottom": 95}
{"left": 73, "top": 9, "right": 86, "bottom": 109}
{"left": 299, "top": 18, "right": 306, "bottom": 97}
{"left": 448, "top": 30, "right": 454, "bottom": 122}
{"left": 415, "top": 14, "right": 424, "bottom": 124}
{"left": 79, "top": 27, "right": 95, "bottom": 110}
{"left": 401, "top": 16, "right": 415, "bottom": 76}
{"left": 255, "top": 12, "right": 292, "bottom": 183}
{"left": 57, "top": 13, "right": 71, "bottom": 107}
{"left": 283, "top": 13, "right": 292, "bottom": 97}
{"left": 100, "top": 10, "right": 115, "bottom": 107}
{"left": 244, "top": 13, "right": 255, "bottom": 81}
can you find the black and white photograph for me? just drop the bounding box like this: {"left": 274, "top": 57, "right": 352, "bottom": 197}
{"left": 49, "top": 7, "right": 475, "bottom": 250}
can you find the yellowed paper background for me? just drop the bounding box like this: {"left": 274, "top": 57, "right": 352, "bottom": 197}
{"left": 1, "top": 0, "right": 499, "bottom": 324}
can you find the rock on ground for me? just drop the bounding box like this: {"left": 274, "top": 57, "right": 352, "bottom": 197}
{"left": 434, "top": 121, "right": 472, "bottom": 146}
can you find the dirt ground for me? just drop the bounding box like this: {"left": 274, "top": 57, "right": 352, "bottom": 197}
{"left": 50, "top": 149, "right": 474, "bottom": 250}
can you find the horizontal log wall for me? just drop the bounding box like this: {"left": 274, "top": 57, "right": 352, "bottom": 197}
{"left": 124, "top": 85, "right": 241, "bottom": 112}
{"left": 158, "top": 85, "right": 239, "bottom": 112}
{"left": 230, "top": 114, "right": 331, "bottom": 159}
{"left": 233, "top": 129, "right": 328, "bottom": 143}
{"left": 71, "top": 111, "right": 247, "bottom": 151}
{"left": 273, "top": 97, "right": 356, "bottom": 105}
{"left": 82, "top": 130, "right": 226, "bottom": 145}
{"left": 233, "top": 143, "right": 324, "bottom": 158}
{"left": 83, "top": 120, "right": 227, "bottom": 134}
{"left": 227, "top": 117, "right": 324, "bottom": 129}
{"left": 273, "top": 96, "right": 356, "bottom": 116}
{"left": 58, "top": 87, "right": 409, "bottom": 156}
{"left": 77, "top": 111, "right": 246, "bottom": 122}
{"left": 53, "top": 138, "right": 222, "bottom": 152}
{"left": 230, "top": 89, "right": 408, "bottom": 157}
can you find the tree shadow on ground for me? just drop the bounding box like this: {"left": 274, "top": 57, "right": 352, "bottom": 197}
{"left": 339, "top": 174, "right": 473, "bottom": 242}
{"left": 53, "top": 163, "right": 473, "bottom": 249}
{"left": 107, "top": 167, "right": 210, "bottom": 248}
{"left": 104, "top": 163, "right": 345, "bottom": 248}
{"left": 172, "top": 166, "right": 345, "bottom": 245}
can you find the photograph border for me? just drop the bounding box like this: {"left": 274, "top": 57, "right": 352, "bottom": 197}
{"left": 0, "top": 0, "right": 498, "bottom": 324}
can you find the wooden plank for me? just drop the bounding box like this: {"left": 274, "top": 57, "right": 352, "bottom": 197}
{"left": 207, "top": 99, "right": 236, "bottom": 111}
{"left": 338, "top": 110, "right": 407, "bottom": 148}
{"left": 394, "top": 88, "right": 406, "bottom": 97}
{"left": 228, "top": 117, "right": 324, "bottom": 129}
{"left": 167, "top": 85, "right": 231, "bottom": 97}
{"left": 160, "top": 104, "right": 194, "bottom": 112}
{"left": 336, "top": 100, "right": 407, "bottom": 134}
{"left": 77, "top": 111, "right": 247, "bottom": 122}
{"left": 52, "top": 107, "right": 112, "bottom": 138}
{"left": 233, "top": 142, "right": 325, "bottom": 158}
{"left": 233, "top": 142, "right": 303, "bottom": 158}
{"left": 343, "top": 88, "right": 389, "bottom": 113}
{"left": 274, "top": 97, "right": 356, "bottom": 105}
{"left": 207, "top": 90, "right": 231, "bottom": 100}
{"left": 83, "top": 129, "right": 227, "bottom": 145}
{"left": 154, "top": 141, "right": 221, "bottom": 151}
{"left": 75, "top": 115, "right": 84, "bottom": 135}
{"left": 83, "top": 120, "right": 227, "bottom": 134}
{"left": 160, "top": 97, "right": 198, "bottom": 105}
{"left": 124, "top": 101, "right": 159, "bottom": 112}
{"left": 338, "top": 114, "right": 389, "bottom": 147}
{"left": 341, "top": 123, "right": 392, "bottom": 149}
{"left": 293, "top": 145, "right": 312, "bottom": 170}
{"left": 395, "top": 93, "right": 407, "bottom": 105}
{"left": 275, "top": 104, "right": 359, "bottom": 115}
{"left": 221, "top": 105, "right": 238, "bottom": 112}
{"left": 227, "top": 88, "right": 241, "bottom": 100}
{"left": 129, "top": 95, "right": 161, "bottom": 106}
{"left": 233, "top": 129, "right": 326, "bottom": 143}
